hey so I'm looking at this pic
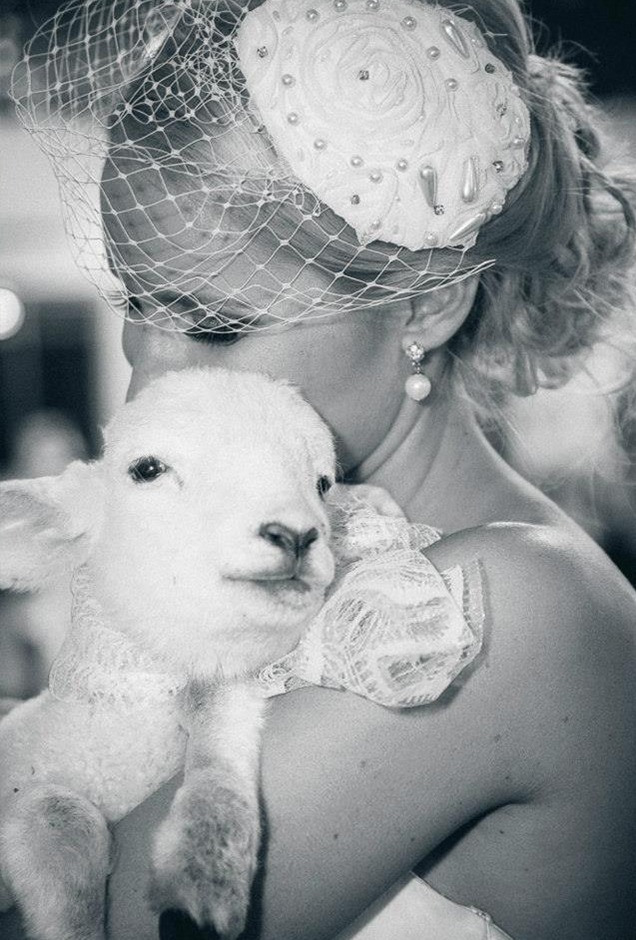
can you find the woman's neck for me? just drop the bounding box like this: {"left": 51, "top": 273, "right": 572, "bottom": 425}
{"left": 349, "top": 374, "right": 562, "bottom": 534}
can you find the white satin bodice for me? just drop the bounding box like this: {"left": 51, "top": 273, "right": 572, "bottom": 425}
{"left": 336, "top": 872, "right": 515, "bottom": 940}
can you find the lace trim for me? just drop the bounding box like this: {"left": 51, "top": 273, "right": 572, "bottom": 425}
{"left": 257, "top": 491, "right": 484, "bottom": 707}
{"left": 49, "top": 491, "right": 484, "bottom": 711}
{"left": 49, "top": 566, "right": 186, "bottom": 708}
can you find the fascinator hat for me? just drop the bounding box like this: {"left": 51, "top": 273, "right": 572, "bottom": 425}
{"left": 12, "top": 0, "right": 531, "bottom": 335}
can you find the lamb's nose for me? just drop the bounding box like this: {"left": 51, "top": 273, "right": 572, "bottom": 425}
{"left": 259, "top": 522, "right": 319, "bottom": 560}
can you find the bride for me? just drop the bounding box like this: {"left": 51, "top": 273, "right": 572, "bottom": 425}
{"left": 5, "top": 0, "right": 636, "bottom": 938}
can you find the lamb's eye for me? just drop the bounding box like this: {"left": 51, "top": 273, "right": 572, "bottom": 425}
{"left": 128, "top": 456, "right": 168, "bottom": 483}
{"left": 317, "top": 475, "right": 332, "bottom": 499}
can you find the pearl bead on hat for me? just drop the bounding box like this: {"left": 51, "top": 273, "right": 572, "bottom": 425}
{"left": 235, "top": 0, "right": 531, "bottom": 251}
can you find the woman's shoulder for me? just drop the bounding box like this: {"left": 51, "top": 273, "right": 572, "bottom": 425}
{"left": 428, "top": 518, "right": 636, "bottom": 632}
{"left": 425, "top": 520, "right": 636, "bottom": 732}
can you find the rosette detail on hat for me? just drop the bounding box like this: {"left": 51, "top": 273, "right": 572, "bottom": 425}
{"left": 235, "top": 0, "right": 531, "bottom": 250}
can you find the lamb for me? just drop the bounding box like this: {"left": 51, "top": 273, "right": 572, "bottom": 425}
{"left": 0, "top": 366, "right": 403, "bottom": 940}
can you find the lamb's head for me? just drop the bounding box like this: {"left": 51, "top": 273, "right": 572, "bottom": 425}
{"left": 95, "top": 368, "right": 337, "bottom": 674}
{"left": 0, "top": 368, "right": 337, "bottom": 677}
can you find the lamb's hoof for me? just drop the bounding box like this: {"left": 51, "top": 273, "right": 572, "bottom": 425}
{"left": 149, "top": 781, "right": 259, "bottom": 940}
{"left": 159, "top": 909, "right": 219, "bottom": 940}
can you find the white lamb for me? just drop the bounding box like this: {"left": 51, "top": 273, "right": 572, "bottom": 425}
{"left": 0, "top": 366, "right": 401, "bottom": 940}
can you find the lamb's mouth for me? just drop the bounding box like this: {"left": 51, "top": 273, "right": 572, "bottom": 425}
{"left": 224, "top": 574, "right": 314, "bottom": 601}
{"left": 252, "top": 577, "right": 311, "bottom": 596}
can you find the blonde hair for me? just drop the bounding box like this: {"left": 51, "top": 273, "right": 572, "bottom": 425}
{"left": 441, "top": 1, "right": 636, "bottom": 410}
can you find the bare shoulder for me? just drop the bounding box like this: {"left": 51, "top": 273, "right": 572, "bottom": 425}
{"left": 425, "top": 521, "right": 636, "bottom": 781}
{"left": 426, "top": 519, "right": 636, "bottom": 654}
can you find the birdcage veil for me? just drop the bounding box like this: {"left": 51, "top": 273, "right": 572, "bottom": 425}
{"left": 11, "top": 0, "right": 530, "bottom": 336}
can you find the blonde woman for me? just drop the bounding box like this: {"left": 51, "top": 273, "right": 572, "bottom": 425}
{"left": 3, "top": 1, "right": 636, "bottom": 938}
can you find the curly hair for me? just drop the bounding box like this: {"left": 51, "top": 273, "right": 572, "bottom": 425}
{"left": 439, "top": 1, "right": 636, "bottom": 411}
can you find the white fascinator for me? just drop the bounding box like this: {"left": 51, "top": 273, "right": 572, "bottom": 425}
{"left": 236, "top": 0, "right": 530, "bottom": 251}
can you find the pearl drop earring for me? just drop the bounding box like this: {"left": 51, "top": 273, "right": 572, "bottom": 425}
{"left": 404, "top": 341, "right": 432, "bottom": 401}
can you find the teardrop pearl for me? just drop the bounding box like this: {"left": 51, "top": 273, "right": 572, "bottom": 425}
{"left": 405, "top": 373, "right": 432, "bottom": 401}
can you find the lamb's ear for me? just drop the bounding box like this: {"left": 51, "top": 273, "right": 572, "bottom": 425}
{"left": 0, "top": 460, "right": 104, "bottom": 592}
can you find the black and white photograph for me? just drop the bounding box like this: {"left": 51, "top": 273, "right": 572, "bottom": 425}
{"left": 1, "top": 1, "right": 635, "bottom": 938}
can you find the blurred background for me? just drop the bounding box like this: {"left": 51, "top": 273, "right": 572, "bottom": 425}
{"left": 1, "top": 0, "right": 636, "bottom": 698}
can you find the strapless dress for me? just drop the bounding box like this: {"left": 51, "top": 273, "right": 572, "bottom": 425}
{"left": 336, "top": 872, "right": 515, "bottom": 940}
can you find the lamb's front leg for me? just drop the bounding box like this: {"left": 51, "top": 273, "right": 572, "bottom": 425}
{"left": 149, "top": 680, "right": 265, "bottom": 940}
{"left": 0, "top": 784, "right": 112, "bottom": 940}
